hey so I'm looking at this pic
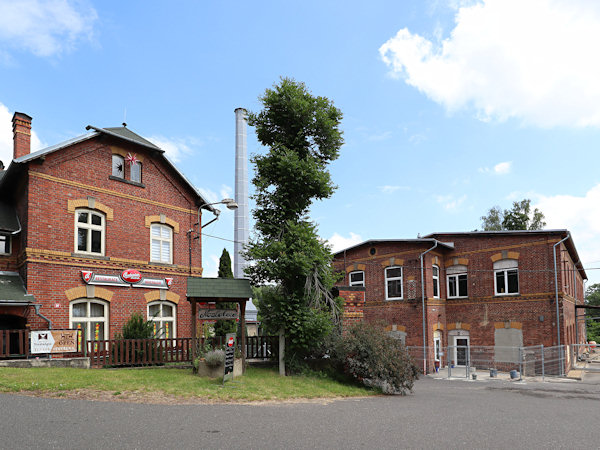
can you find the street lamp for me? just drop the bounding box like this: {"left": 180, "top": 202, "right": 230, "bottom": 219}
{"left": 198, "top": 198, "right": 238, "bottom": 229}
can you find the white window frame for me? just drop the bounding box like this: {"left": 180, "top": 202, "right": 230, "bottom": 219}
{"left": 432, "top": 264, "right": 440, "bottom": 298}
{"left": 74, "top": 209, "right": 105, "bottom": 256}
{"left": 447, "top": 265, "right": 468, "bottom": 298}
{"left": 147, "top": 301, "right": 176, "bottom": 339}
{"left": 150, "top": 223, "right": 173, "bottom": 264}
{"left": 0, "top": 234, "right": 10, "bottom": 255}
{"left": 112, "top": 154, "right": 124, "bottom": 178}
{"left": 349, "top": 270, "right": 365, "bottom": 287}
{"left": 494, "top": 259, "right": 519, "bottom": 296}
{"left": 385, "top": 266, "right": 403, "bottom": 300}
{"left": 69, "top": 299, "right": 109, "bottom": 342}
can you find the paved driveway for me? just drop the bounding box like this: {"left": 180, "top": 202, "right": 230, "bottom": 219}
{"left": 1, "top": 377, "right": 599, "bottom": 449}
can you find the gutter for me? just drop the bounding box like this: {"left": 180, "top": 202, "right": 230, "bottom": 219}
{"left": 420, "top": 240, "right": 438, "bottom": 374}
{"left": 32, "top": 304, "right": 52, "bottom": 329}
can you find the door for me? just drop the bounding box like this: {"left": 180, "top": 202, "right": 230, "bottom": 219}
{"left": 454, "top": 337, "right": 469, "bottom": 366}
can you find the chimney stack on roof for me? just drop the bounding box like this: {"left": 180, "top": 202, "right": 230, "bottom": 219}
{"left": 12, "top": 112, "right": 32, "bottom": 160}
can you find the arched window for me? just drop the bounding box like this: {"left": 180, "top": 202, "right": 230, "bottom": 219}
{"left": 75, "top": 209, "right": 105, "bottom": 255}
{"left": 447, "top": 265, "right": 468, "bottom": 298}
{"left": 150, "top": 223, "right": 173, "bottom": 263}
{"left": 130, "top": 161, "right": 142, "bottom": 183}
{"left": 112, "top": 154, "right": 124, "bottom": 178}
{"left": 385, "top": 266, "right": 403, "bottom": 300}
{"left": 494, "top": 259, "right": 519, "bottom": 295}
{"left": 148, "top": 301, "right": 176, "bottom": 338}
{"left": 70, "top": 299, "right": 108, "bottom": 342}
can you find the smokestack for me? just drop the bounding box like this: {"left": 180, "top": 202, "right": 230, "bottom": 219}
{"left": 12, "top": 112, "right": 32, "bottom": 160}
{"left": 234, "top": 108, "right": 249, "bottom": 279}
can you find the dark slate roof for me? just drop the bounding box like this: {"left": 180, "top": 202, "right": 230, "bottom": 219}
{"left": 0, "top": 272, "right": 35, "bottom": 304}
{"left": 0, "top": 202, "right": 20, "bottom": 233}
{"left": 87, "top": 125, "right": 163, "bottom": 152}
{"left": 333, "top": 238, "right": 455, "bottom": 256}
{"left": 187, "top": 278, "right": 252, "bottom": 299}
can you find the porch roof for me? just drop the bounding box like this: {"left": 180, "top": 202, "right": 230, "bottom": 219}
{"left": 0, "top": 272, "right": 35, "bottom": 304}
{"left": 186, "top": 277, "right": 252, "bottom": 300}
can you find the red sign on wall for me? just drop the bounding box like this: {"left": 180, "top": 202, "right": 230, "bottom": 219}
{"left": 81, "top": 270, "right": 173, "bottom": 289}
{"left": 121, "top": 269, "right": 142, "bottom": 284}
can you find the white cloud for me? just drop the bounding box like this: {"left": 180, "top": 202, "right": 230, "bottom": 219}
{"left": 380, "top": 0, "right": 600, "bottom": 128}
{"left": 536, "top": 185, "right": 600, "bottom": 282}
{"left": 435, "top": 194, "right": 467, "bottom": 211}
{"left": 203, "top": 254, "right": 220, "bottom": 278}
{"left": 379, "top": 185, "right": 410, "bottom": 194}
{"left": 0, "top": 103, "right": 44, "bottom": 166}
{"left": 0, "top": 0, "right": 98, "bottom": 58}
{"left": 147, "top": 135, "right": 200, "bottom": 163}
{"left": 198, "top": 188, "right": 219, "bottom": 205}
{"left": 327, "top": 232, "right": 363, "bottom": 253}
{"left": 479, "top": 161, "right": 512, "bottom": 175}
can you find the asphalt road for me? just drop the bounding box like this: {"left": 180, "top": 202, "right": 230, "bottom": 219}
{"left": 1, "top": 377, "right": 599, "bottom": 449}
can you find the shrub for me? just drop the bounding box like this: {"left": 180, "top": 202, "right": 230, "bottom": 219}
{"left": 119, "top": 312, "right": 154, "bottom": 340}
{"left": 204, "top": 350, "right": 225, "bottom": 367}
{"left": 328, "top": 322, "right": 419, "bottom": 395}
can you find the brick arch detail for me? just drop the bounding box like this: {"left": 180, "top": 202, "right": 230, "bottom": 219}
{"left": 384, "top": 324, "right": 406, "bottom": 333}
{"left": 145, "top": 215, "right": 180, "bottom": 234}
{"left": 494, "top": 321, "right": 523, "bottom": 330}
{"left": 345, "top": 263, "right": 366, "bottom": 273}
{"left": 144, "top": 290, "right": 180, "bottom": 304}
{"left": 447, "top": 322, "right": 470, "bottom": 331}
{"left": 64, "top": 286, "right": 113, "bottom": 302}
{"left": 490, "top": 251, "right": 520, "bottom": 262}
{"left": 445, "top": 257, "right": 469, "bottom": 267}
{"left": 67, "top": 198, "right": 114, "bottom": 221}
{"left": 381, "top": 258, "right": 404, "bottom": 267}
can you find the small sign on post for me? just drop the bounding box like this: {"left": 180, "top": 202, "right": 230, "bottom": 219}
{"left": 223, "top": 333, "right": 236, "bottom": 384}
{"left": 197, "top": 309, "right": 237, "bottom": 320}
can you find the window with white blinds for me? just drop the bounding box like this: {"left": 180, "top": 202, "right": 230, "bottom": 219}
{"left": 150, "top": 224, "right": 172, "bottom": 264}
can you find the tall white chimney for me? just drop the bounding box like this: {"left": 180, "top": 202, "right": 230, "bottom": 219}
{"left": 234, "top": 108, "right": 249, "bottom": 279}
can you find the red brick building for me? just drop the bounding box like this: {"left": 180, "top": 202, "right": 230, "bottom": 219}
{"left": 0, "top": 112, "right": 216, "bottom": 348}
{"left": 333, "top": 231, "right": 587, "bottom": 370}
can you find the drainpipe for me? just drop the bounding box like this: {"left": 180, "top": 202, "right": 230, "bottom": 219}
{"left": 420, "top": 240, "right": 438, "bottom": 374}
{"left": 32, "top": 304, "right": 52, "bottom": 329}
{"left": 553, "top": 233, "right": 570, "bottom": 375}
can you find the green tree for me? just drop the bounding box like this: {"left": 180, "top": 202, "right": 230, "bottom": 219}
{"left": 585, "top": 283, "right": 600, "bottom": 342}
{"left": 245, "top": 78, "right": 343, "bottom": 370}
{"left": 119, "top": 312, "right": 154, "bottom": 339}
{"left": 213, "top": 248, "right": 237, "bottom": 337}
{"left": 481, "top": 199, "right": 546, "bottom": 231}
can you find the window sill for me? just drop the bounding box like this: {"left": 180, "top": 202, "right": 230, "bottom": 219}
{"left": 447, "top": 296, "right": 468, "bottom": 300}
{"left": 109, "top": 175, "right": 145, "bottom": 188}
{"left": 71, "top": 252, "right": 109, "bottom": 261}
{"left": 149, "top": 261, "right": 175, "bottom": 267}
{"left": 385, "top": 298, "right": 404, "bottom": 301}
{"left": 494, "top": 293, "right": 520, "bottom": 297}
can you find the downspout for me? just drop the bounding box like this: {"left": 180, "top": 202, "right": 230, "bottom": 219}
{"left": 553, "top": 233, "right": 570, "bottom": 375}
{"left": 32, "top": 304, "right": 52, "bottom": 329}
{"left": 420, "top": 240, "right": 438, "bottom": 374}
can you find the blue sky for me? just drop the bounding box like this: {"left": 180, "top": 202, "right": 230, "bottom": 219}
{"left": 1, "top": 0, "right": 600, "bottom": 284}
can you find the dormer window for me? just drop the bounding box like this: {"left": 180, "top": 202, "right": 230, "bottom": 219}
{"left": 112, "top": 154, "right": 124, "bottom": 178}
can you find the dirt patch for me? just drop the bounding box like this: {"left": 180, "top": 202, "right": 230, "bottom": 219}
{"left": 15, "top": 389, "right": 357, "bottom": 405}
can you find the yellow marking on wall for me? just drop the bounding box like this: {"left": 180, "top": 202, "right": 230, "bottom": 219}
{"left": 30, "top": 171, "right": 196, "bottom": 214}
{"left": 67, "top": 198, "right": 114, "bottom": 221}
{"left": 145, "top": 215, "right": 180, "bottom": 233}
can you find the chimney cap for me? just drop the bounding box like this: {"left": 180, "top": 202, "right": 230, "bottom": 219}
{"left": 12, "top": 112, "right": 32, "bottom": 122}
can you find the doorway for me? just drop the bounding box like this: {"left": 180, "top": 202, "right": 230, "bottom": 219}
{"left": 452, "top": 335, "right": 470, "bottom": 366}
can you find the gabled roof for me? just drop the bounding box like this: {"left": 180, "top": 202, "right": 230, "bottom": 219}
{"left": 4, "top": 124, "right": 215, "bottom": 212}
{"left": 187, "top": 278, "right": 252, "bottom": 299}
{"left": 333, "top": 238, "right": 455, "bottom": 256}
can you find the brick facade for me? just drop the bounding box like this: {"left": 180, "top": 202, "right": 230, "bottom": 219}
{"left": 0, "top": 114, "right": 212, "bottom": 344}
{"left": 333, "top": 232, "right": 587, "bottom": 370}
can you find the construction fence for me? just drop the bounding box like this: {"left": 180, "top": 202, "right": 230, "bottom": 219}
{"left": 406, "top": 344, "right": 592, "bottom": 380}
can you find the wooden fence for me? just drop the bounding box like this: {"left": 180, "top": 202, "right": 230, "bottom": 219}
{"left": 0, "top": 329, "right": 29, "bottom": 358}
{"left": 87, "top": 335, "right": 278, "bottom": 368}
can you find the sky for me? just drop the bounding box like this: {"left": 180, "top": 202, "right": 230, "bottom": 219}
{"left": 1, "top": 0, "right": 600, "bottom": 286}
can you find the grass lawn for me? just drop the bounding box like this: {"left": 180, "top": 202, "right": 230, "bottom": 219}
{"left": 0, "top": 366, "right": 376, "bottom": 402}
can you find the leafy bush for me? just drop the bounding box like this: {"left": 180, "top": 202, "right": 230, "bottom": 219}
{"left": 204, "top": 350, "right": 225, "bottom": 367}
{"left": 328, "top": 322, "right": 419, "bottom": 395}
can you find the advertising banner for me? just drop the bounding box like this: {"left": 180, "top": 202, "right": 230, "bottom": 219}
{"left": 31, "top": 330, "right": 79, "bottom": 354}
